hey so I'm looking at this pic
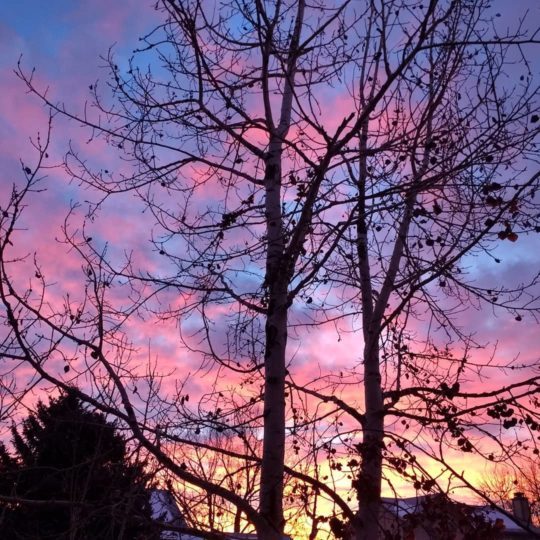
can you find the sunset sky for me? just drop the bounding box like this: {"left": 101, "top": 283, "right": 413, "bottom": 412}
{"left": 1, "top": 0, "right": 540, "bottom": 526}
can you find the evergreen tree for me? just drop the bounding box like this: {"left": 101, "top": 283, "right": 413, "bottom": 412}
{"left": 0, "top": 392, "right": 158, "bottom": 539}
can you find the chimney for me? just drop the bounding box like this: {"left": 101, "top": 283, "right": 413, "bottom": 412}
{"left": 512, "top": 492, "right": 531, "bottom": 525}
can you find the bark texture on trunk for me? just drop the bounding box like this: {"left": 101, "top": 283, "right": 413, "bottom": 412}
{"left": 354, "top": 117, "right": 417, "bottom": 539}
{"left": 355, "top": 338, "right": 385, "bottom": 540}
{"left": 355, "top": 203, "right": 415, "bottom": 539}
{"left": 259, "top": 158, "right": 288, "bottom": 537}
{"left": 354, "top": 118, "right": 385, "bottom": 540}
{"left": 257, "top": 3, "right": 305, "bottom": 538}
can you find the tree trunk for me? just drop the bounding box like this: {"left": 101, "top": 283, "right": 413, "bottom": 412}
{"left": 353, "top": 117, "right": 385, "bottom": 540}
{"left": 355, "top": 337, "right": 385, "bottom": 540}
{"left": 258, "top": 140, "right": 288, "bottom": 540}
{"left": 257, "top": 3, "right": 304, "bottom": 534}
{"left": 259, "top": 290, "right": 288, "bottom": 540}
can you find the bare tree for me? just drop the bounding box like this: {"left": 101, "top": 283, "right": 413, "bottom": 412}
{"left": 480, "top": 460, "right": 540, "bottom": 526}
{"left": 0, "top": 135, "right": 274, "bottom": 537}
{"left": 4, "top": 1, "right": 540, "bottom": 539}
{"left": 326, "top": 3, "right": 540, "bottom": 538}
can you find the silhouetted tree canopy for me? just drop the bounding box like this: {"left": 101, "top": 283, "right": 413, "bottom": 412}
{"left": 0, "top": 392, "right": 158, "bottom": 539}
{"left": 2, "top": 1, "right": 540, "bottom": 538}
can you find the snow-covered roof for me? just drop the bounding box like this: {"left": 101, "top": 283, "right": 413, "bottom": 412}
{"left": 381, "top": 495, "right": 539, "bottom": 536}
{"left": 381, "top": 495, "right": 430, "bottom": 518}
{"left": 149, "top": 489, "right": 200, "bottom": 540}
{"left": 480, "top": 506, "right": 538, "bottom": 535}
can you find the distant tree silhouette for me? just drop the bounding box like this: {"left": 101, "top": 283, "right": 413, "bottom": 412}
{"left": 479, "top": 461, "right": 540, "bottom": 526}
{"left": 0, "top": 392, "right": 158, "bottom": 539}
